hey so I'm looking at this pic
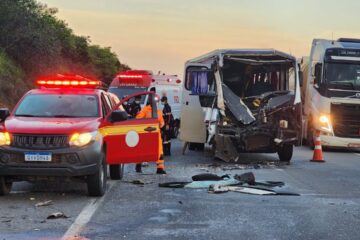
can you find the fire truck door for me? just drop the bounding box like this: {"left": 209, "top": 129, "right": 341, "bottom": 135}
{"left": 100, "top": 92, "right": 160, "bottom": 164}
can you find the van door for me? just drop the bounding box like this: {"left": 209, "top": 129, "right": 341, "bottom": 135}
{"left": 100, "top": 92, "right": 160, "bottom": 164}
{"left": 180, "top": 64, "right": 212, "bottom": 143}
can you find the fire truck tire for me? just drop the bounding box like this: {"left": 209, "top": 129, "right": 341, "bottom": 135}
{"left": 109, "top": 164, "right": 124, "bottom": 180}
{"left": 87, "top": 152, "right": 107, "bottom": 197}
{"left": 0, "top": 177, "right": 12, "bottom": 196}
{"left": 278, "top": 144, "right": 293, "bottom": 162}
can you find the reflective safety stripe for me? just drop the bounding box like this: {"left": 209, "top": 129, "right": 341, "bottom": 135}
{"left": 315, "top": 145, "right": 322, "bottom": 150}
{"left": 100, "top": 124, "right": 159, "bottom": 136}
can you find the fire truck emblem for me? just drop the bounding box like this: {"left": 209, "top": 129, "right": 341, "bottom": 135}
{"left": 125, "top": 131, "right": 139, "bottom": 147}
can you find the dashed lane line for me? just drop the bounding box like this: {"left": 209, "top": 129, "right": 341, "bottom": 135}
{"left": 61, "top": 181, "right": 115, "bottom": 240}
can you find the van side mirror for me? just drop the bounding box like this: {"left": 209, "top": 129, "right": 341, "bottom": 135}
{"left": 108, "top": 110, "right": 128, "bottom": 123}
{"left": 299, "top": 71, "right": 304, "bottom": 87}
{"left": 0, "top": 108, "right": 10, "bottom": 122}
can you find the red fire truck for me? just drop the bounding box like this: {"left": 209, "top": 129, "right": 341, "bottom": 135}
{"left": 0, "top": 74, "right": 161, "bottom": 196}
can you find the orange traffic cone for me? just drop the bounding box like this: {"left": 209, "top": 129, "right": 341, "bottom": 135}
{"left": 310, "top": 130, "right": 325, "bottom": 162}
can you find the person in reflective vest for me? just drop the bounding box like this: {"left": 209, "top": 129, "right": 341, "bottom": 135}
{"left": 135, "top": 102, "right": 166, "bottom": 174}
{"left": 161, "top": 96, "right": 174, "bottom": 156}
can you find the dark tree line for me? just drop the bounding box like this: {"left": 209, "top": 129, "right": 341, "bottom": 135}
{"left": 0, "top": 0, "right": 129, "bottom": 106}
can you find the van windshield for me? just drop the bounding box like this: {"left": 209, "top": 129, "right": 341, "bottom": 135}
{"left": 325, "top": 62, "right": 360, "bottom": 90}
{"left": 108, "top": 87, "right": 147, "bottom": 103}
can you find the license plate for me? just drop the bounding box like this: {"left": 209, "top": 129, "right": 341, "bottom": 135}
{"left": 25, "top": 152, "right": 52, "bottom": 162}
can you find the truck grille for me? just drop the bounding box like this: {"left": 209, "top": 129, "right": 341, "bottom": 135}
{"left": 331, "top": 103, "right": 360, "bottom": 138}
{"left": 11, "top": 134, "right": 69, "bottom": 149}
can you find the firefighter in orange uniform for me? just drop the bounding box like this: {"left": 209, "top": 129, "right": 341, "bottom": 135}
{"left": 135, "top": 102, "right": 166, "bottom": 174}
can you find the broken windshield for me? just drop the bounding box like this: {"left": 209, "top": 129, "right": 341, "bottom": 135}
{"left": 221, "top": 58, "right": 295, "bottom": 98}
{"left": 324, "top": 62, "right": 360, "bottom": 91}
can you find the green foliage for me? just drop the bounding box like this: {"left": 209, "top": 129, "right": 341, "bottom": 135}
{"left": 88, "top": 45, "right": 130, "bottom": 85}
{"left": 0, "top": 0, "right": 129, "bottom": 107}
{"left": 0, "top": 50, "right": 28, "bottom": 107}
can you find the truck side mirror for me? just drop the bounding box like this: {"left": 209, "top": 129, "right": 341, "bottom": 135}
{"left": 0, "top": 108, "right": 10, "bottom": 122}
{"left": 314, "top": 63, "right": 322, "bottom": 86}
{"left": 108, "top": 110, "right": 128, "bottom": 123}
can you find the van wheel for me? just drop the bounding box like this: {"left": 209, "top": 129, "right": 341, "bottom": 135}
{"left": 87, "top": 151, "right": 107, "bottom": 197}
{"left": 109, "top": 164, "right": 124, "bottom": 180}
{"left": 0, "top": 177, "right": 12, "bottom": 196}
{"left": 278, "top": 144, "right": 293, "bottom": 162}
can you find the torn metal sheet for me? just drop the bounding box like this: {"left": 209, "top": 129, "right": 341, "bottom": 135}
{"left": 214, "top": 69, "right": 225, "bottom": 116}
{"left": 222, "top": 84, "right": 256, "bottom": 124}
{"left": 264, "top": 93, "right": 294, "bottom": 111}
{"left": 227, "top": 186, "right": 276, "bottom": 195}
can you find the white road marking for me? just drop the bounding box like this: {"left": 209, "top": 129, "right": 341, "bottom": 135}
{"left": 355, "top": 153, "right": 360, "bottom": 157}
{"left": 61, "top": 181, "right": 115, "bottom": 239}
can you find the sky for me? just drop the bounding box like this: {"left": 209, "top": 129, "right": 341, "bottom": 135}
{"left": 41, "top": 0, "right": 360, "bottom": 77}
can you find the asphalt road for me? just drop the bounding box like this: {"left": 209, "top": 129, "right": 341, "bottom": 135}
{"left": 1, "top": 140, "right": 360, "bottom": 240}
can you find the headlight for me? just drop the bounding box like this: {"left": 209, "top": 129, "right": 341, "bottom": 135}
{"left": 0, "top": 132, "right": 11, "bottom": 146}
{"left": 319, "top": 115, "right": 332, "bottom": 132}
{"left": 69, "top": 131, "right": 97, "bottom": 147}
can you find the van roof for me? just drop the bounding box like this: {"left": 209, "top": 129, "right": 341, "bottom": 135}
{"left": 187, "top": 49, "right": 296, "bottom": 64}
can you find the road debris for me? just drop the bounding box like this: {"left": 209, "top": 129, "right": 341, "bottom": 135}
{"left": 35, "top": 200, "right": 53, "bottom": 207}
{"left": 123, "top": 180, "right": 153, "bottom": 185}
{"left": 208, "top": 184, "right": 229, "bottom": 194}
{"left": 192, "top": 173, "right": 230, "bottom": 181}
{"left": 159, "top": 172, "right": 299, "bottom": 196}
{"left": 47, "top": 212, "right": 68, "bottom": 219}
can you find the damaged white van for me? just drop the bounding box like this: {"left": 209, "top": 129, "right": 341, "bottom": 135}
{"left": 180, "top": 49, "right": 302, "bottom": 162}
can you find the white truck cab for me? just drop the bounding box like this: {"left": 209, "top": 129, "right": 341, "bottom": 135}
{"left": 301, "top": 38, "right": 360, "bottom": 148}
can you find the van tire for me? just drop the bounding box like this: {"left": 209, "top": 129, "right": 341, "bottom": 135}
{"left": 109, "top": 164, "right": 124, "bottom": 180}
{"left": 278, "top": 144, "right": 293, "bottom": 162}
{"left": 0, "top": 177, "right": 12, "bottom": 196}
{"left": 87, "top": 151, "right": 107, "bottom": 197}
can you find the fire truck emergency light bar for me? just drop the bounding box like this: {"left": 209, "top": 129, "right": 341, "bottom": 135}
{"left": 36, "top": 74, "right": 102, "bottom": 88}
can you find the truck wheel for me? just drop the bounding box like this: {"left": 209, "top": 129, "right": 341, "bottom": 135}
{"left": 109, "top": 164, "right": 124, "bottom": 180}
{"left": 0, "top": 177, "right": 12, "bottom": 196}
{"left": 87, "top": 151, "right": 107, "bottom": 197}
{"left": 278, "top": 144, "right": 293, "bottom": 162}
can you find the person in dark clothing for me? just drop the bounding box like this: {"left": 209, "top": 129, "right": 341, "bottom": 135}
{"left": 128, "top": 95, "right": 142, "bottom": 118}
{"left": 161, "top": 96, "right": 174, "bottom": 156}
{"left": 122, "top": 96, "right": 131, "bottom": 115}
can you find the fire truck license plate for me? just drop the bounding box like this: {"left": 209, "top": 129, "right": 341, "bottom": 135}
{"left": 25, "top": 152, "right": 52, "bottom": 162}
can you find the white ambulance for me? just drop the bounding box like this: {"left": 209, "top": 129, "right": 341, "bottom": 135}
{"left": 108, "top": 70, "right": 182, "bottom": 136}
